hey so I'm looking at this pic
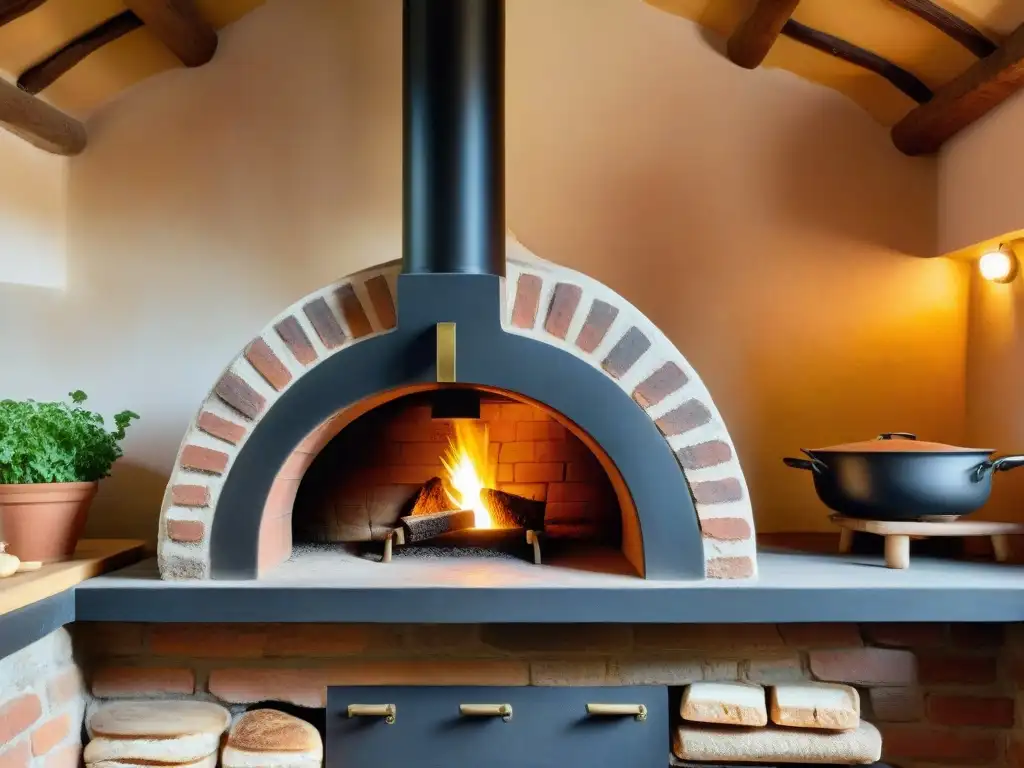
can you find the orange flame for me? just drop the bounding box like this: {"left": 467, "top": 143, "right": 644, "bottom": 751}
{"left": 440, "top": 421, "right": 496, "bottom": 529}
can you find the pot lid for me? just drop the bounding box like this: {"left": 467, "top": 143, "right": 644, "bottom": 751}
{"left": 809, "top": 433, "right": 993, "bottom": 454}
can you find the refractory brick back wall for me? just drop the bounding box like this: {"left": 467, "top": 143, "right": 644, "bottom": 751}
{"left": 0, "top": 629, "right": 86, "bottom": 768}
{"left": 71, "top": 621, "right": 1024, "bottom": 767}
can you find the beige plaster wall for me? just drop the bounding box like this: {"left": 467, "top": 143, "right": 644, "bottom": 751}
{"left": 0, "top": 0, "right": 964, "bottom": 540}
{"left": 939, "top": 88, "right": 1024, "bottom": 256}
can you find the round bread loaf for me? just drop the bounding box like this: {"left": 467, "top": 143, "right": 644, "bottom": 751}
{"left": 89, "top": 752, "right": 218, "bottom": 768}
{"left": 227, "top": 710, "right": 322, "bottom": 754}
{"left": 89, "top": 701, "right": 231, "bottom": 738}
{"left": 85, "top": 734, "right": 221, "bottom": 764}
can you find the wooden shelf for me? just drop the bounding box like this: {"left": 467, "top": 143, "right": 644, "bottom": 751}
{"left": 0, "top": 539, "right": 145, "bottom": 616}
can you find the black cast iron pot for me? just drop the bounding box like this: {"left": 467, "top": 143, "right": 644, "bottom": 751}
{"left": 783, "top": 433, "right": 1024, "bottom": 521}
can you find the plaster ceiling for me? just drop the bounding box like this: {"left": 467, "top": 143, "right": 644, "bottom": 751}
{"left": 646, "top": 0, "right": 1024, "bottom": 124}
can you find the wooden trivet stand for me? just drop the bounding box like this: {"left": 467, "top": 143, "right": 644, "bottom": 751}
{"left": 831, "top": 515, "right": 1024, "bottom": 569}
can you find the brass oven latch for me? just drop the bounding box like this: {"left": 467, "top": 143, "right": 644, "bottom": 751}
{"left": 347, "top": 703, "right": 396, "bottom": 724}
{"left": 586, "top": 703, "right": 647, "bottom": 722}
{"left": 459, "top": 703, "right": 513, "bottom": 722}
{"left": 436, "top": 322, "right": 456, "bottom": 383}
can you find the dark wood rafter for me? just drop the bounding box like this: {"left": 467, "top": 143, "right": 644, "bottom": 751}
{"left": 122, "top": 0, "right": 216, "bottom": 67}
{"left": 893, "top": 22, "right": 1024, "bottom": 155}
{"left": 887, "top": 0, "right": 997, "bottom": 58}
{"left": 727, "top": 0, "right": 801, "bottom": 69}
{"left": 0, "top": 77, "right": 85, "bottom": 155}
{"left": 0, "top": 0, "right": 45, "bottom": 28}
{"left": 782, "top": 20, "right": 934, "bottom": 104}
{"left": 17, "top": 12, "right": 142, "bottom": 95}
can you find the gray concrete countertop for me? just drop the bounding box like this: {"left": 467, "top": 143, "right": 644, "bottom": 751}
{"left": 73, "top": 547, "right": 1024, "bottom": 623}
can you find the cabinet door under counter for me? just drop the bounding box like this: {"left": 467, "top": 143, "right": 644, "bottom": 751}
{"left": 327, "top": 685, "right": 668, "bottom": 768}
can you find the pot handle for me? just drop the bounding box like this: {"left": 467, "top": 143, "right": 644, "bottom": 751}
{"left": 974, "top": 455, "right": 1024, "bottom": 480}
{"left": 783, "top": 457, "right": 827, "bottom": 474}
{"left": 878, "top": 432, "right": 917, "bottom": 441}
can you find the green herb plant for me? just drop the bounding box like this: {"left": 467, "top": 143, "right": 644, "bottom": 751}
{"left": 0, "top": 391, "right": 139, "bottom": 484}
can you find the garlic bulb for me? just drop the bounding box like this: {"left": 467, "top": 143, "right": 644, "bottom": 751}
{"left": 0, "top": 542, "right": 21, "bottom": 578}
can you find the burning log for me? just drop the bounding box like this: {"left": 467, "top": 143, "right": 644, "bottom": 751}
{"left": 400, "top": 509, "right": 476, "bottom": 543}
{"left": 480, "top": 488, "right": 545, "bottom": 531}
{"left": 410, "top": 476, "right": 457, "bottom": 516}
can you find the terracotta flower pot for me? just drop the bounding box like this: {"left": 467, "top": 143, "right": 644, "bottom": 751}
{"left": 0, "top": 481, "right": 98, "bottom": 562}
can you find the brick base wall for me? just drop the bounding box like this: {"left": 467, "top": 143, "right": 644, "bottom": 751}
{"left": 293, "top": 392, "right": 620, "bottom": 545}
{"left": 0, "top": 629, "right": 86, "bottom": 768}
{"left": 72, "top": 621, "right": 1024, "bottom": 767}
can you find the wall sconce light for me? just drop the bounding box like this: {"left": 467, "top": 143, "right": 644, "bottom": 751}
{"left": 979, "top": 245, "right": 1019, "bottom": 284}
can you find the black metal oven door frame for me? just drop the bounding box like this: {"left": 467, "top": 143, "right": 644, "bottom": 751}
{"left": 327, "top": 685, "right": 668, "bottom": 768}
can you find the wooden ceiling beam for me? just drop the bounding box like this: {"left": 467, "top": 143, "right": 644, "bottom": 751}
{"left": 886, "top": 0, "right": 996, "bottom": 58}
{"left": 122, "top": 0, "right": 216, "bottom": 67}
{"left": 892, "top": 22, "right": 1024, "bottom": 156}
{"left": 0, "top": 77, "right": 85, "bottom": 155}
{"left": 783, "top": 20, "right": 933, "bottom": 104}
{"left": 727, "top": 0, "right": 802, "bottom": 69}
{"left": 18, "top": 12, "right": 142, "bottom": 95}
{"left": 0, "top": 0, "right": 45, "bottom": 28}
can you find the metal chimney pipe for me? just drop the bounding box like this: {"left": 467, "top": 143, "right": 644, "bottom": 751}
{"left": 403, "top": 0, "right": 505, "bottom": 276}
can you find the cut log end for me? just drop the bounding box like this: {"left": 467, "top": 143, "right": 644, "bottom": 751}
{"left": 410, "top": 476, "right": 457, "bottom": 516}
{"left": 480, "top": 488, "right": 545, "bottom": 531}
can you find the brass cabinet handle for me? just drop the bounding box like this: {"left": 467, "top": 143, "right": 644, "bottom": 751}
{"left": 459, "top": 703, "right": 513, "bottom": 721}
{"left": 586, "top": 703, "right": 647, "bottom": 721}
{"left": 348, "top": 703, "right": 396, "bottom": 724}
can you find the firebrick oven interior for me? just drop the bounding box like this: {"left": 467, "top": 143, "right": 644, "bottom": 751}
{"left": 5, "top": 0, "right": 1024, "bottom": 767}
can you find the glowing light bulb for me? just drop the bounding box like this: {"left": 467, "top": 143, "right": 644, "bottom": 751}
{"left": 979, "top": 249, "right": 1018, "bottom": 284}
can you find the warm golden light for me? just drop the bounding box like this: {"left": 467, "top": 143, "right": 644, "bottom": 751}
{"left": 979, "top": 249, "right": 1018, "bottom": 284}
{"left": 441, "top": 421, "right": 496, "bottom": 528}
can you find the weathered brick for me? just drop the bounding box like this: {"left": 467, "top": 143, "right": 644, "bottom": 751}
{"left": 399, "top": 442, "right": 447, "bottom": 465}
{"left": 575, "top": 300, "right": 618, "bottom": 353}
{"left": 166, "top": 520, "right": 204, "bottom": 543}
{"left": 743, "top": 655, "right": 806, "bottom": 684}
{"left": 0, "top": 693, "right": 42, "bottom": 747}
{"left": 544, "top": 283, "right": 582, "bottom": 339}
{"left": 245, "top": 339, "right": 292, "bottom": 391}
{"left": 655, "top": 399, "right": 712, "bottom": 437}
{"left": 676, "top": 440, "right": 733, "bottom": 470}
{"left": 487, "top": 420, "right": 517, "bottom": 443}
{"left": 706, "top": 557, "right": 755, "bottom": 579}
{"left": 336, "top": 284, "right": 372, "bottom": 338}
{"left": 180, "top": 445, "right": 228, "bottom": 475}
{"left": 701, "top": 517, "right": 752, "bottom": 541}
{"left": 496, "top": 465, "right": 514, "bottom": 482}
{"left": 926, "top": 694, "right": 1014, "bottom": 727}
{"left": 608, "top": 658, "right": 703, "bottom": 686}
{"left": 566, "top": 461, "right": 605, "bottom": 482}
{"left": 530, "top": 660, "right": 607, "bottom": 686}
{"left": 496, "top": 484, "right": 547, "bottom": 501}
{"left": 499, "top": 442, "right": 535, "bottom": 463}
{"left": 533, "top": 441, "right": 582, "bottom": 462}
{"left": 949, "top": 623, "right": 1004, "bottom": 648}
{"left": 601, "top": 327, "right": 650, "bottom": 379}
{"left": 265, "top": 625, "right": 400, "bottom": 657}
{"left": 481, "top": 625, "right": 631, "bottom": 653}
{"left": 861, "top": 623, "right": 946, "bottom": 648}
{"left": 196, "top": 411, "right": 246, "bottom": 445}
{"left": 274, "top": 316, "right": 318, "bottom": 365}
{"left": 778, "top": 624, "right": 863, "bottom": 648}
{"left": 869, "top": 687, "right": 922, "bottom": 722}
{"left": 547, "top": 483, "right": 602, "bottom": 503}
{"left": 516, "top": 422, "right": 566, "bottom": 441}
{"left": 365, "top": 275, "right": 396, "bottom": 329}
{"left": 45, "top": 667, "right": 83, "bottom": 707}
{"left": 633, "top": 362, "right": 688, "bottom": 409}
{"left": 636, "top": 624, "right": 782, "bottom": 651}
{"left": 500, "top": 404, "right": 546, "bottom": 422}
{"left": 71, "top": 623, "right": 145, "bottom": 657}
{"left": 401, "top": 625, "right": 480, "bottom": 651}
{"left": 30, "top": 714, "right": 69, "bottom": 757}
{"left": 809, "top": 647, "right": 916, "bottom": 685}
{"left": 692, "top": 478, "right": 743, "bottom": 505}
{"left": 215, "top": 371, "right": 266, "bottom": 420}
{"left": 918, "top": 653, "right": 996, "bottom": 685}
{"left": 880, "top": 725, "right": 999, "bottom": 763}
{"left": 0, "top": 741, "right": 30, "bottom": 768}
{"left": 170, "top": 484, "right": 209, "bottom": 508}
{"left": 91, "top": 667, "right": 195, "bottom": 697}
{"left": 514, "top": 463, "right": 564, "bottom": 483}
{"left": 42, "top": 744, "right": 80, "bottom": 768}
{"left": 303, "top": 297, "right": 346, "bottom": 349}
{"left": 150, "top": 624, "right": 266, "bottom": 657}
{"left": 511, "top": 274, "right": 543, "bottom": 329}
{"left": 209, "top": 661, "right": 529, "bottom": 707}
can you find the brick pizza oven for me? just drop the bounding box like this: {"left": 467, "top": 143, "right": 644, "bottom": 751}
{"left": 155, "top": 0, "right": 756, "bottom": 582}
